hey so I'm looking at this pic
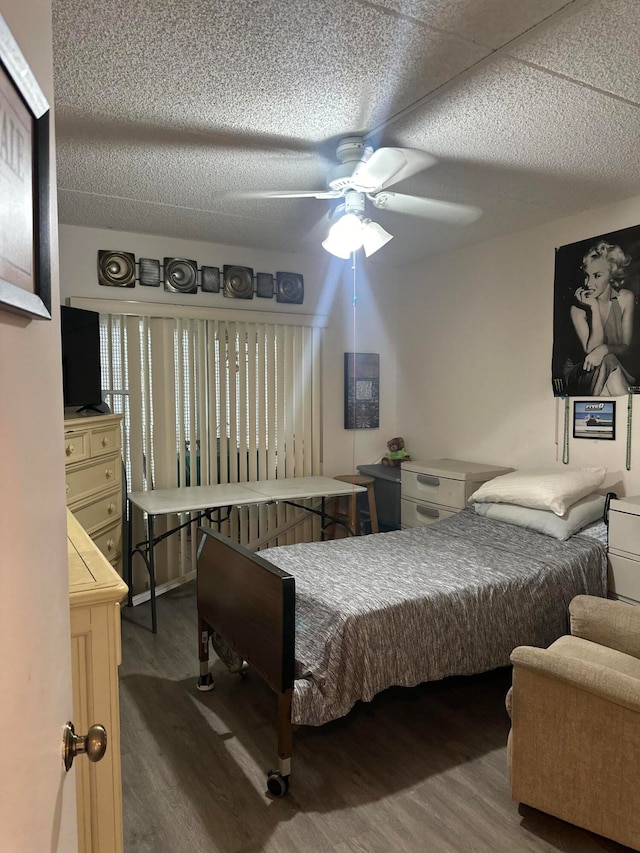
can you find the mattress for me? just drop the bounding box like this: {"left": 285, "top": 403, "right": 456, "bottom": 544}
{"left": 260, "top": 508, "right": 608, "bottom": 726}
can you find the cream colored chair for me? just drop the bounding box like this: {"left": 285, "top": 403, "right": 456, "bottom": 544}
{"left": 506, "top": 595, "right": 640, "bottom": 851}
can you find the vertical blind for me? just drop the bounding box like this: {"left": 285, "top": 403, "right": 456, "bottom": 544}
{"left": 99, "top": 312, "right": 322, "bottom": 593}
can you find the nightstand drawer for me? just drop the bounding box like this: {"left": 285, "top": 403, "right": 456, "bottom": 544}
{"left": 609, "top": 511, "right": 640, "bottom": 558}
{"left": 401, "top": 498, "right": 457, "bottom": 528}
{"left": 607, "top": 553, "right": 640, "bottom": 603}
{"left": 402, "top": 471, "right": 467, "bottom": 509}
{"left": 64, "top": 429, "right": 90, "bottom": 464}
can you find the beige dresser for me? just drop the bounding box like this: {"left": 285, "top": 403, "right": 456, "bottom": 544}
{"left": 64, "top": 412, "right": 123, "bottom": 575}
{"left": 401, "top": 458, "right": 513, "bottom": 528}
{"left": 607, "top": 496, "right": 640, "bottom": 605}
{"left": 68, "top": 509, "right": 127, "bottom": 853}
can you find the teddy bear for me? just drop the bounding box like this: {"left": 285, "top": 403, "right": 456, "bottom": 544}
{"left": 382, "top": 436, "right": 411, "bottom": 467}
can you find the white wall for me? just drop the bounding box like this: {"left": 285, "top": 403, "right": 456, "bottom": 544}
{"left": 397, "top": 194, "right": 640, "bottom": 496}
{"left": 58, "top": 226, "right": 398, "bottom": 476}
{"left": 0, "top": 2, "right": 77, "bottom": 849}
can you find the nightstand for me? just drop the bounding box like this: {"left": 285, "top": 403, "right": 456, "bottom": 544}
{"left": 607, "top": 496, "right": 640, "bottom": 605}
{"left": 401, "top": 458, "right": 513, "bottom": 528}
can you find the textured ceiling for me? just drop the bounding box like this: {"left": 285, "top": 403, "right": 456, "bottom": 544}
{"left": 51, "top": 0, "right": 640, "bottom": 268}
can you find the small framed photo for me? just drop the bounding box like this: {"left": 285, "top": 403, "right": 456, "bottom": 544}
{"left": 573, "top": 401, "right": 616, "bottom": 440}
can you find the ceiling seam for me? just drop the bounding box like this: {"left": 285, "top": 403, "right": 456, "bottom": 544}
{"left": 352, "top": 0, "right": 502, "bottom": 48}
{"left": 57, "top": 188, "right": 289, "bottom": 222}
{"left": 508, "top": 58, "right": 640, "bottom": 109}
{"left": 366, "top": 0, "right": 596, "bottom": 138}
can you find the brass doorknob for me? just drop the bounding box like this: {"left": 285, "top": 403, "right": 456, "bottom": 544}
{"left": 63, "top": 721, "right": 107, "bottom": 772}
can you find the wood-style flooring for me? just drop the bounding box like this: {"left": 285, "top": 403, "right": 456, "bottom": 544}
{"left": 119, "top": 584, "right": 631, "bottom": 853}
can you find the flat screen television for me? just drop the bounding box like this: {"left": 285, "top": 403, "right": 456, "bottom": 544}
{"left": 60, "top": 304, "right": 103, "bottom": 411}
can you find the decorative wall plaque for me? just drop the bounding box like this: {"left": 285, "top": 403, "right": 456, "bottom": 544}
{"left": 256, "top": 272, "right": 274, "bottom": 298}
{"left": 201, "top": 266, "right": 220, "bottom": 293}
{"left": 164, "top": 258, "right": 197, "bottom": 293}
{"left": 276, "top": 271, "right": 304, "bottom": 304}
{"left": 223, "top": 265, "right": 254, "bottom": 299}
{"left": 139, "top": 257, "right": 161, "bottom": 286}
{"left": 97, "top": 250, "right": 136, "bottom": 287}
{"left": 344, "top": 352, "right": 380, "bottom": 430}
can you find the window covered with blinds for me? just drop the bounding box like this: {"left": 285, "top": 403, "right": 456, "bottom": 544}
{"left": 99, "top": 311, "right": 322, "bottom": 594}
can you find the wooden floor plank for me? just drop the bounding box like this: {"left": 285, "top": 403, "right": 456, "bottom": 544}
{"left": 120, "top": 583, "right": 632, "bottom": 853}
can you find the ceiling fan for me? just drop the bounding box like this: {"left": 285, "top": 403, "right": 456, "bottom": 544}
{"left": 248, "top": 136, "right": 482, "bottom": 258}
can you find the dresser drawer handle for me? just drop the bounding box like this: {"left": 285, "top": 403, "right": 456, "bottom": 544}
{"left": 65, "top": 444, "right": 75, "bottom": 456}
{"left": 66, "top": 483, "right": 70, "bottom": 494}
{"left": 101, "top": 436, "right": 110, "bottom": 447}
{"left": 105, "top": 468, "right": 113, "bottom": 480}
{"left": 106, "top": 539, "right": 115, "bottom": 552}
{"left": 417, "top": 505, "right": 440, "bottom": 518}
{"left": 417, "top": 474, "right": 440, "bottom": 487}
{"left": 107, "top": 502, "right": 116, "bottom": 515}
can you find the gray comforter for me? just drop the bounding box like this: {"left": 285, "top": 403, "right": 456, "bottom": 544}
{"left": 261, "top": 508, "right": 607, "bottom": 726}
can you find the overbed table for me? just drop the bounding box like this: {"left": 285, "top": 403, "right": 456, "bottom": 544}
{"left": 126, "top": 476, "right": 366, "bottom": 632}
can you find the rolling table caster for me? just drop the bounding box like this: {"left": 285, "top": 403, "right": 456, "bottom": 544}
{"left": 197, "top": 655, "right": 215, "bottom": 692}
{"left": 266, "top": 770, "right": 289, "bottom": 797}
{"left": 196, "top": 672, "right": 215, "bottom": 691}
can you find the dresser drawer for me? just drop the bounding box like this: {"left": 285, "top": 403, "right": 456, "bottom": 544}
{"left": 607, "top": 553, "right": 640, "bottom": 603}
{"left": 401, "top": 498, "right": 457, "bottom": 528}
{"left": 66, "top": 455, "right": 121, "bottom": 505}
{"left": 402, "top": 470, "right": 467, "bottom": 509}
{"left": 70, "top": 489, "right": 121, "bottom": 535}
{"left": 90, "top": 422, "right": 121, "bottom": 458}
{"left": 609, "top": 510, "right": 640, "bottom": 558}
{"left": 93, "top": 520, "right": 122, "bottom": 564}
{"left": 64, "top": 429, "right": 90, "bottom": 464}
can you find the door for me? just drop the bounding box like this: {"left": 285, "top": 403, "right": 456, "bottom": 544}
{"left": 0, "top": 3, "right": 78, "bottom": 850}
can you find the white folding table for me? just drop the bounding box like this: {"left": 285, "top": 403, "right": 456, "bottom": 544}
{"left": 126, "top": 476, "right": 366, "bottom": 632}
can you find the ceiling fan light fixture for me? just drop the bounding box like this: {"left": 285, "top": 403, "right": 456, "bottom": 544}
{"left": 321, "top": 212, "right": 364, "bottom": 258}
{"left": 321, "top": 232, "right": 351, "bottom": 259}
{"left": 362, "top": 219, "right": 393, "bottom": 257}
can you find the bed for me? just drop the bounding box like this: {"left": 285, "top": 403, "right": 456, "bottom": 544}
{"left": 196, "top": 501, "right": 608, "bottom": 796}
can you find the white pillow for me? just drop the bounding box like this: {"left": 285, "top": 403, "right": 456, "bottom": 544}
{"left": 468, "top": 467, "right": 606, "bottom": 517}
{"left": 473, "top": 493, "right": 606, "bottom": 540}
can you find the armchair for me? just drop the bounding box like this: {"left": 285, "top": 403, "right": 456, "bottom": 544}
{"left": 506, "top": 595, "right": 640, "bottom": 850}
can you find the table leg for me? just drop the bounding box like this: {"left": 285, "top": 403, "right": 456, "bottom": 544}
{"left": 125, "top": 498, "right": 133, "bottom": 607}
{"left": 148, "top": 514, "right": 157, "bottom": 634}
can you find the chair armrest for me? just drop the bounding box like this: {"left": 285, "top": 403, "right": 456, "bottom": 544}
{"left": 570, "top": 595, "right": 640, "bottom": 659}
{"left": 510, "top": 645, "right": 640, "bottom": 714}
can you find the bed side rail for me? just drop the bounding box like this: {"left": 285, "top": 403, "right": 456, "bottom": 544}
{"left": 197, "top": 527, "right": 295, "bottom": 693}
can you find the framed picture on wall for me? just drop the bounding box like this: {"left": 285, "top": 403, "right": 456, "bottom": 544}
{"left": 573, "top": 400, "right": 616, "bottom": 440}
{"left": 0, "top": 13, "right": 51, "bottom": 321}
{"left": 344, "top": 352, "right": 379, "bottom": 429}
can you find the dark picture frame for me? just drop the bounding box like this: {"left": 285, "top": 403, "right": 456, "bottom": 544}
{"left": 551, "top": 223, "right": 640, "bottom": 397}
{"left": 0, "top": 13, "right": 51, "bottom": 320}
{"left": 344, "top": 352, "right": 379, "bottom": 430}
{"left": 573, "top": 400, "right": 616, "bottom": 440}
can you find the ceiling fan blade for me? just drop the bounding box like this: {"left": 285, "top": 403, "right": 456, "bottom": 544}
{"left": 238, "top": 189, "right": 340, "bottom": 200}
{"left": 351, "top": 148, "right": 436, "bottom": 193}
{"left": 370, "top": 192, "right": 482, "bottom": 224}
